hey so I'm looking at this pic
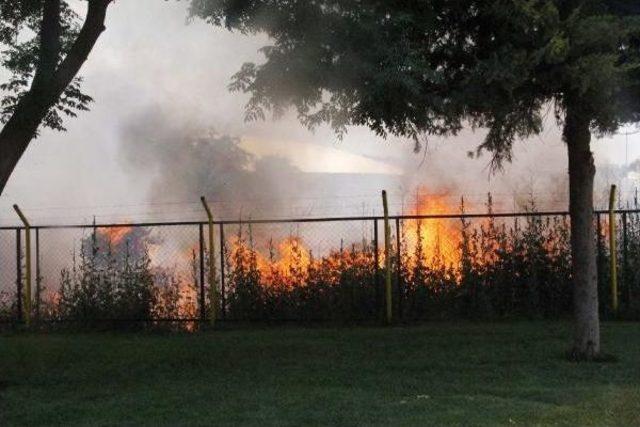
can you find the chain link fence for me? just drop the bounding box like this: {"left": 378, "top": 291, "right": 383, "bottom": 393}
{"left": 0, "top": 228, "right": 17, "bottom": 322}
{"left": 1, "top": 209, "right": 639, "bottom": 328}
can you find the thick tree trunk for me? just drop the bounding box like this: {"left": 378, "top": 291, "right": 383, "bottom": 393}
{"left": 0, "top": 0, "right": 111, "bottom": 196}
{"left": 564, "top": 105, "right": 600, "bottom": 359}
{"left": 0, "top": 92, "right": 53, "bottom": 193}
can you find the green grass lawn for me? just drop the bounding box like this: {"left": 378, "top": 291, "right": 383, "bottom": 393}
{"left": 1, "top": 322, "right": 639, "bottom": 426}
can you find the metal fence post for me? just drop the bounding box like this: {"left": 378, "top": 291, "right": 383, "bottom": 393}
{"left": 200, "top": 197, "right": 217, "bottom": 326}
{"left": 382, "top": 191, "right": 392, "bottom": 324}
{"left": 198, "top": 223, "right": 206, "bottom": 322}
{"left": 15, "top": 229, "right": 22, "bottom": 323}
{"left": 395, "top": 217, "right": 402, "bottom": 320}
{"left": 622, "top": 211, "right": 629, "bottom": 309}
{"left": 35, "top": 227, "right": 41, "bottom": 321}
{"left": 609, "top": 185, "right": 618, "bottom": 315}
{"left": 14, "top": 205, "right": 31, "bottom": 327}
{"left": 596, "top": 213, "right": 602, "bottom": 287}
{"left": 373, "top": 218, "right": 380, "bottom": 319}
{"left": 219, "top": 223, "right": 226, "bottom": 320}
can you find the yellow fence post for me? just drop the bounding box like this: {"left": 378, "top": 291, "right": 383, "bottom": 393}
{"left": 13, "top": 204, "right": 31, "bottom": 327}
{"left": 201, "top": 197, "right": 217, "bottom": 327}
{"left": 609, "top": 185, "right": 618, "bottom": 315}
{"left": 382, "top": 190, "right": 392, "bottom": 324}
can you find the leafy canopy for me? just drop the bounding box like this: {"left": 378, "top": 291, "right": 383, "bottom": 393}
{"left": 191, "top": 0, "right": 640, "bottom": 163}
{"left": 0, "top": 0, "right": 92, "bottom": 132}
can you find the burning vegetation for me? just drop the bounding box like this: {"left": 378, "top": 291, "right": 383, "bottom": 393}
{"left": 41, "top": 226, "right": 200, "bottom": 328}
{"left": 220, "top": 192, "right": 576, "bottom": 322}
{"left": 4, "top": 189, "right": 638, "bottom": 328}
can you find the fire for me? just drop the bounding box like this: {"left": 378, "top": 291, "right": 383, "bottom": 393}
{"left": 227, "top": 187, "right": 465, "bottom": 289}
{"left": 98, "top": 226, "right": 134, "bottom": 245}
{"left": 402, "top": 189, "right": 462, "bottom": 269}
{"left": 229, "top": 235, "right": 313, "bottom": 289}
{"left": 91, "top": 226, "right": 202, "bottom": 328}
{"left": 228, "top": 234, "right": 375, "bottom": 289}
{"left": 39, "top": 186, "right": 486, "bottom": 328}
{"left": 261, "top": 237, "right": 312, "bottom": 288}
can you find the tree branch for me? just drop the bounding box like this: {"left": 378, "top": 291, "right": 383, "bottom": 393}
{"left": 52, "top": 0, "right": 112, "bottom": 95}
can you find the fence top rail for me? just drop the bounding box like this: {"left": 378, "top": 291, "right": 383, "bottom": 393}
{"left": 1, "top": 208, "right": 639, "bottom": 230}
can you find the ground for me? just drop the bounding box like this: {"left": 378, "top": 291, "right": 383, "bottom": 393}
{"left": 1, "top": 322, "right": 639, "bottom": 426}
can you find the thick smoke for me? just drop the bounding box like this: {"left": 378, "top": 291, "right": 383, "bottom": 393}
{"left": 118, "top": 106, "right": 634, "bottom": 222}
{"left": 118, "top": 108, "right": 405, "bottom": 220}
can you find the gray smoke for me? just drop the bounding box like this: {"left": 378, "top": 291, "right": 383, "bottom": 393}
{"left": 118, "top": 107, "right": 408, "bottom": 220}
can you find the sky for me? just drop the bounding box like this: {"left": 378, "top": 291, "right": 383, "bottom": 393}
{"left": 0, "top": 0, "right": 638, "bottom": 226}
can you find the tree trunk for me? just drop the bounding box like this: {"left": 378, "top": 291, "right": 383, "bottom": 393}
{"left": 0, "top": 0, "right": 111, "bottom": 196}
{"left": 564, "top": 104, "right": 600, "bottom": 359}
{"left": 0, "top": 92, "right": 52, "bottom": 194}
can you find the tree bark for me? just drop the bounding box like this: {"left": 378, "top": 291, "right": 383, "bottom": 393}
{"left": 0, "top": 0, "right": 111, "bottom": 195}
{"left": 564, "top": 103, "right": 600, "bottom": 359}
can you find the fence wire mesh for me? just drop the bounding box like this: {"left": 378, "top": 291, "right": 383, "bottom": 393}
{"left": 220, "top": 219, "right": 379, "bottom": 321}
{"left": 0, "top": 209, "right": 639, "bottom": 328}
{"left": 0, "top": 229, "right": 17, "bottom": 321}
{"left": 34, "top": 224, "right": 204, "bottom": 324}
{"left": 596, "top": 211, "right": 640, "bottom": 318}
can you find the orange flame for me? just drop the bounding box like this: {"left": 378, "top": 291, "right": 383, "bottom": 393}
{"left": 98, "top": 226, "right": 134, "bottom": 245}
{"left": 227, "top": 186, "right": 465, "bottom": 287}
{"left": 228, "top": 235, "right": 312, "bottom": 289}
{"left": 402, "top": 188, "right": 462, "bottom": 269}
{"left": 262, "top": 237, "right": 312, "bottom": 288}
